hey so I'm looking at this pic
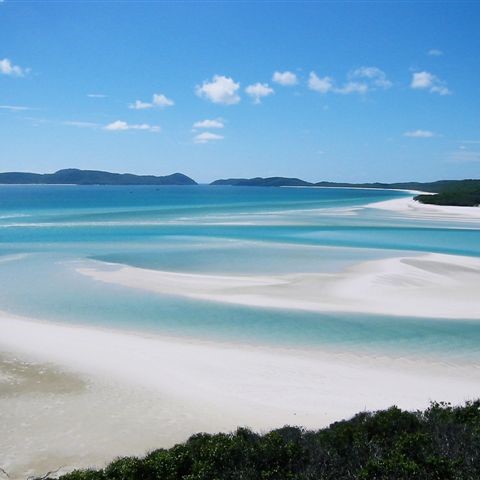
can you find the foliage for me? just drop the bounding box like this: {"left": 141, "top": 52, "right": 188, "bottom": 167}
{"left": 415, "top": 180, "right": 480, "bottom": 206}
{"left": 53, "top": 400, "right": 480, "bottom": 480}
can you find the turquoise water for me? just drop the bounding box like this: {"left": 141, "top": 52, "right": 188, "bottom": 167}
{"left": 1, "top": 185, "right": 480, "bottom": 361}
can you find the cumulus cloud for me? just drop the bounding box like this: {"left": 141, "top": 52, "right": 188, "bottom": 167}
{"left": 308, "top": 72, "right": 367, "bottom": 95}
{"left": 196, "top": 75, "right": 240, "bottom": 105}
{"left": 428, "top": 49, "right": 443, "bottom": 56}
{"left": 245, "top": 82, "right": 274, "bottom": 104}
{"left": 129, "top": 93, "right": 174, "bottom": 110}
{"left": 153, "top": 94, "right": 174, "bottom": 107}
{"left": 272, "top": 71, "right": 298, "bottom": 86}
{"left": 350, "top": 66, "right": 392, "bottom": 89}
{"left": 308, "top": 72, "right": 334, "bottom": 94}
{"left": 104, "top": 120, "right": 161, "bottom": 132}
{"left": 335, "top": 82, "right": 368, "bottom": 95}
{"left": 0, "top": 58, "right": 27, "bottom": 76}
{"left": 411, "top": 71, "right": 451, "bottom": 95}
{"left": 403, "top": 130, "right": 436, "bottom": 138}
{"left": 193, "top": 119, "right": 224, "bottom": 129}
{"left": 129, "top": 100, "right": 152, "bottom": 110}
{"left": 194, "top": 131, "right": 224, "bottom": 144}
{"left": 309, "top": 67, "right": 392, "bottom": 96}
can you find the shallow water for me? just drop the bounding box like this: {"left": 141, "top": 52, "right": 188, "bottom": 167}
{"left": 1, "top": 185, "right": 479, "bottom": 362}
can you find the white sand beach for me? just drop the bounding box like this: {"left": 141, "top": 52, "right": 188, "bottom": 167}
{"left": 2, "top": 193, "right": 480, "bottom": 478}
{"left": 77, "top": 251, "right": 480, "bottom": 319}
{"left": 1, "top": 313, "right": 479, "bottom": 478}
{"left": 367, "top": 195, "right": 480, "bottom": 221}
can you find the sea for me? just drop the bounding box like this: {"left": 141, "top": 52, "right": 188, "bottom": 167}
{"left": 1, "top": 184, "right": 480, "bottom": 362}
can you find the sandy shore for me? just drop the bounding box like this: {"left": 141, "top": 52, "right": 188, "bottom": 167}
{"left": 2, "top": 192, "right": 480, "bottom": 477}
{"left": 77, "top": 251, "right": 480, "bottom": 319}
{"left": 366, "top": 195, "right": 480, "bottom": 220}
{"left": 1, "top": 313, "right": 479, "bottom": 478}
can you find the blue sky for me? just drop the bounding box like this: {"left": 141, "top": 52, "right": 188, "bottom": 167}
{"left": 1, "top": 1, "right": 479, "bottom": 183}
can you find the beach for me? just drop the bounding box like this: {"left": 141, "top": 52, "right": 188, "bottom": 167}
{"left": 2, "top": 312, "right": 480, "bottom": 478}
{"left": 1, "top": 188, "right": 480, "bottom": 478}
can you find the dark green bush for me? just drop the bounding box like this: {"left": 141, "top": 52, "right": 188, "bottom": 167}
{"left": 55, "top": 400, "right": 480, "bottom": 480}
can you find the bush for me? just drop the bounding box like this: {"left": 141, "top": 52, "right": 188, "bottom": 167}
{"left": 55, "top": 400, "right": 480, "bottom": 480}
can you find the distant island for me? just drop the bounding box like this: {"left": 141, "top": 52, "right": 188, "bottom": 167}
{"left": 211, "top": 177, "right": 313, "bottom": 187}
{"left": 212, "top": 177, "right": 480, "bottom": 207}
{"left": 1, "top": 170, "right": 479, "bottom": 206}
{"left": 0, "top": 168, "right": 197, "bottom": 186}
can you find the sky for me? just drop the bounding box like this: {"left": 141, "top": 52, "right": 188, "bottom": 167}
{"left": 1, "top": 1, "right": 479, "bottom": 183}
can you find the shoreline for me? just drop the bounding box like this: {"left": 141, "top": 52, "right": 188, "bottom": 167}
{"left": 1, "top": 313, "right": 479, "bottom": 477}
{"left": 366, "top": 195, "right": 480, "bottom": 219}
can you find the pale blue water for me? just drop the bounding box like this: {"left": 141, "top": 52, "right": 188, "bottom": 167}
{"left": 1, "top": 185, "right": 479, "bottom": 362}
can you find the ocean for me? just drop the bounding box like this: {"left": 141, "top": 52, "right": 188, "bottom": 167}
{"left": 1, "top": 184, "right": 479, "bottom": 362}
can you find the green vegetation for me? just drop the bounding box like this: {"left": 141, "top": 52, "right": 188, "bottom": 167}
{"left": 414, "top": 180, "right": 480, "bottom": 207}
{"left": 0, "top": 169, "right": 197, "bottom": 185}
{"left": 51, "top": 400, "right": 480, "bottom": 480}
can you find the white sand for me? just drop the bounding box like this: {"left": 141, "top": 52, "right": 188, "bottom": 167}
{"left": 366, "top": 195, "right": 480, "bottom": 220}
{"left": 2, "top": 191, "right": 480, "bottom": 477}
{"left": 1, "top": 313, "right": 479, "bottom": 478}
{"left": 77, "top": 252, "right": 480, "bottom": 319}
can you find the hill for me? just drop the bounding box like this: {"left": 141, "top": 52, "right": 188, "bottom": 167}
{"left": 211, "top": 177, "right": 479, "bottom": 193}
{"left": 211, "top": 177, "right": 313, "bottom": 187}
{"left": 0, "top": 169, "right": 197, "bottom": 186}
{"left": 414, "top": 179, "right": 480, "bottom": 207}
{"left": 210, "top": 177, "right": 480, "bottom": 207}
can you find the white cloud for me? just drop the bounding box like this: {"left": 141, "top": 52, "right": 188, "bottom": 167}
{"left": 153, "top": 93, "right": 174, "bottom": 108}
{"left": 129, "top": 100, "right": 152, "bottom": 110}
{"left": 428, "top": 49, "right": 443, "bottom": 56}
{"left": 193, "top": 119, "right": 224, "bottom": 129}
{"left": 64, "top": 121, "right": 100, "bottom": 128}
{"left": 104, "top": 120, "right": 161, "bottom": 132}
{"left": 309, "top": 67, "right": 391, "bottom": 96}
{"left": 129, "top": 93, "right": 174, "bottom": 110}
{"left": 335, "top": 81, "right": 368, "bottom": 95}
{"left": 0, "top": 105, "right": 30, "bottom": 111}
{"left": 194, "top": 131, "right": 224, "bottom": 144}
{"left": 350, "top": 66, "right": 392, "bottom": 89}
{"left": 87, "top": 93, "right": 107, "bottom": 98}
{"left": 411, "top": 71, "right": 451, "bottom": 95}
{"left": 245, "top": 82, "right": 274, "bottom": 104}
{"left": 196, "top": 75, "right": 240, "bottom": 105}
{"left": 308, "top": 72, "right": 334, "bottom": 94}
{"left": 0, "top": 58, "right": 26, "bottom": 76}
{"left": 272, "top": 71, "right": 298, "bottom": 86}
{"left": 403, "top": 130, "right": 436, "bottom": 138}
{"left": 309, "top": 72, "right": 367, "bottom": 95}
